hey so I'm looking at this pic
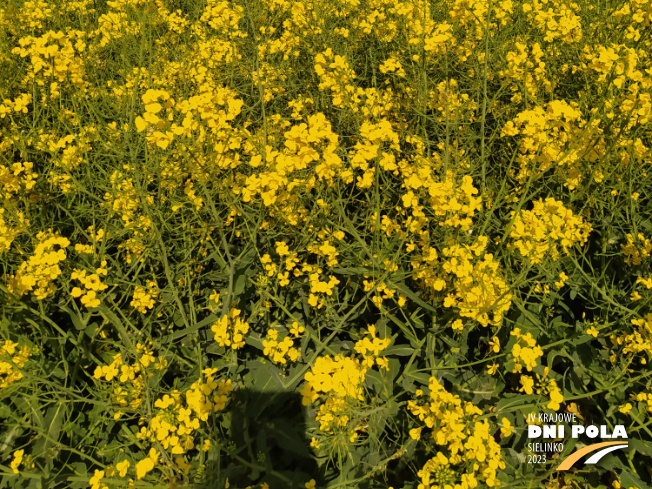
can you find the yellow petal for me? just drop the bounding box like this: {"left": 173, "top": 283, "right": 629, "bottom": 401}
{"left": 135, "top": 116, "right": 148, "bottom": 132}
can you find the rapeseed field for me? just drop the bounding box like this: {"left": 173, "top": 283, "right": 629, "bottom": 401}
{"left": 1, "top": 0, "right": 651, "bottom": 488}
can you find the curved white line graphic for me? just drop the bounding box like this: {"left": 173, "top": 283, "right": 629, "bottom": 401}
{"left": 584, "top": 444, "right": 628, "bottom": 464}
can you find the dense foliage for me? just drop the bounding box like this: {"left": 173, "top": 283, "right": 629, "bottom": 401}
{"left": 1, "top": 0, "right": 652, "bottom": 488}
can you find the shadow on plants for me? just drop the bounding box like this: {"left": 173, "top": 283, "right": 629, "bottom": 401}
{"left": 201, "top": 389, "right": 322, "bottom": 489}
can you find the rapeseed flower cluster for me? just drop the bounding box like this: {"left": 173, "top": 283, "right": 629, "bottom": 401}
{"left": 93, "top": 343, "right": 168, "bottom": 410}
{"left": 74, "top": 227, "right": 105, "bottom": 255}
{"left": 632, "top": 391, "right": 652, "bottom": 415}
{"left": 508, "top": 198, "right": 592, "bottom": 264}
{"left": 535, "top": 368, "right": 565, "bottom": 411}
{"left": 7, "top": 231, "right": 70, "bottom": 300}
{"left": 0, "top": 208, "right": 29, "bottom": 253}
{"left": 610, "top": 314, "right": 652, "bottom": 361}
{"left": 441, "top": 237, "right": 512, "bottom": 327}
{"left": 621, "top": 233, "right": 652, "bottom": 266}
{"left": 301, "top": 355, "right": 367, "bottom": 404}
{"left": 354, "top": 324, "right": 391, "bottom": 369}
{"left": 301, "top": 355, "right": 367, "bottom": 445}
{"left": 509, "top": 328, "right": 543, "bottom": 373}
{"left": 501, "top": 100, "right": 594, "bottom": 189}
{"left": 262, "top": 327, "right": 301, "bottom": 365}
{"left": 408, "top": 377, "right": 506, "bottom": 488}
{"left": 36, "top": 130, "right": 96, "bottom": 193}
{"left": 130, "top": 280, "right": 159, "bottom": 314}
{"left": 0, "top": 94, "right": 33, "bottom": 119}
{"left": 307, "top": 270, "right": 340, "bottom": 309}
{"left": 88, "top": 468, "right": 108, "bottom": 489}
{"left": 10, "top": 449, "right": 25, "bottom": 474}
{"left": 11, "top": 30, "right": 87, "bottom": 94}
{"left": 212, "top": 308, "right": 250, "bottom": 349}
{"left": 0, "top": 161, "right": 37, "bottom": 199}
{"left": 137, "top": 369, "right": 232, "bottom": 460}
{"left": 301, "top": 328, "right": 392, "bottom": 447}
{"left": 70, "top": 262, "right": 108, "bottom": 308}
{"left": 0, "top": 341, "right": 32, "bottom": 389}
{"left": 365, "top": 279, "right": 399, "bottom": 310}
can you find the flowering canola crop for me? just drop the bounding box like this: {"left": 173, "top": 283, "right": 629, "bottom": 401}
{"left": 1, "top": 0, "right": 652, "bottom": 488}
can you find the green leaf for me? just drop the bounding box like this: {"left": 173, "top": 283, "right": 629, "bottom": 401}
{"left": 246, "top": 360, "right": 283, "bottom": 391}
{"left": 32, "top": 402, "right": 64, "bottom": 456}
{"left": 629, "top": 438, "right": 652, "bottom": 458}
{"left": 390, "top": 280, "right": 438, "bottom": 313}
{"left": 619, "top": 469, "right": 646, "bottom": 488}
{"left": 365, "top": 369, "right": 383, "bottom": 392}
{"left": 165, "top": 313, "right": 218, "bottom": 342}
{"left": 62, "top": 305, "right": 88, "bottom": 331}
{"left": 331, "top": 267, "right": 370, "bottom": 275}
{"left": 497, "top": 394, "right": 539, "bottom": 415}
{"left": 233, "top": 267, "right": 248, "bottom": 297}
{"left": 206, "top": 342, "right": 224, "bottom": 355}
{"left": 245, "top": 332, "right": 264, "bottom": 350}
